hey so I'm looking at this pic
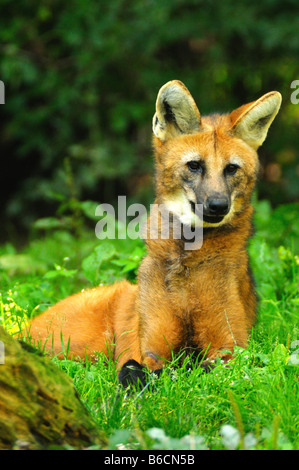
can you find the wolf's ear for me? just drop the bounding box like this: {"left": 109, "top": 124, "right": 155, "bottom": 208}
{"left": 229, "top": 91, "right": 282, "bottom": 150}
{"left": 153, "top": 80, "right": 201, "bottom": 141}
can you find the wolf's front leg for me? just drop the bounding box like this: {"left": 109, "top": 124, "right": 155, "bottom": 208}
{"left": 192, "top": 302, "right": 251, "bottom": 364}
{"left": 139, "top": 310, "right": 184, "bottom": 370}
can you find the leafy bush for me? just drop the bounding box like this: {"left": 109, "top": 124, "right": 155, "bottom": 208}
{"left": 1, "top": 0, "right": 299, "bottom": 238}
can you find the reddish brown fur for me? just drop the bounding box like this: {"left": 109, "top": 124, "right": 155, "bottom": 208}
{"left": 28, "top": 82, "right": 281, "bottom": 371}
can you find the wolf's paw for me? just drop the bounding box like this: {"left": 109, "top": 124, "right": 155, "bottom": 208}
{"left": 118, "top": 359, "right": 164, "bottom": 390}
{"left": 118, "top": 358, "right": 216, "bottom": 390}
{"left": 199, "top": 359, "right": 216, "bottom": 373}
{"left": 118, "top": 360, "right": 147, "bottom": 389}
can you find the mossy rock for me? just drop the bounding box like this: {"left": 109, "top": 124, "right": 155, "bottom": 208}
{"left": 0, "top": 327, "right": 105, "bottom": 449}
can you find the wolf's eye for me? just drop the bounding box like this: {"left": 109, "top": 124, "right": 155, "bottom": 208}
{"left": 225, "top": 164, "right": 239, "bottom": 175}
{"left": 187, "top": 161, "right": 203, "bottom": 173}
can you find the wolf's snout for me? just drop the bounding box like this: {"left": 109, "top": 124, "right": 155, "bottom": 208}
{"left": 206, "top": 197, "right": 230, "bottom": 216}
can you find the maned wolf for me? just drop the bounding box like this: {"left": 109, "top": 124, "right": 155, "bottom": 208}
{"left": 29, "top": 80, "right": 281, "bottom": 385}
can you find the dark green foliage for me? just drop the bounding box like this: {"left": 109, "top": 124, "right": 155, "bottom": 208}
{"left": 1, "top": 0, "right": 299, "bottom": 239}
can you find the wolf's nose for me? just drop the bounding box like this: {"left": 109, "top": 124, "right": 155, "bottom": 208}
{"left": 206, "top": 197, "right": 229, "bottom": 215}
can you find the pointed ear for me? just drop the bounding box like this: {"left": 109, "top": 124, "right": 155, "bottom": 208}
{"left": 229, "top": 91, "right": 282, "bottom": 150}
{"left": 153, "top": 80, "right": 201, "bottom": 141}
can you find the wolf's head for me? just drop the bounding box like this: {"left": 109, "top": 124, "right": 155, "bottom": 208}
{"left": 152, "top": 80, "right": 281, "bottom": 228}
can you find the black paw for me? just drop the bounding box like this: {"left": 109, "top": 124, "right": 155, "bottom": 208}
{"left": 117, "top": 358, "right": 215, "bottom": 390}
{"left": 118, "top": 360, "right": 147, "bottom": 389}
{"left": 200, "top": 359, "right": 216, "bottom": 373}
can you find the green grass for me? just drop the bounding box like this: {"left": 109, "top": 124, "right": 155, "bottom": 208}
{"left": 1, "top": 199, "right": 299, "bottom": 450}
